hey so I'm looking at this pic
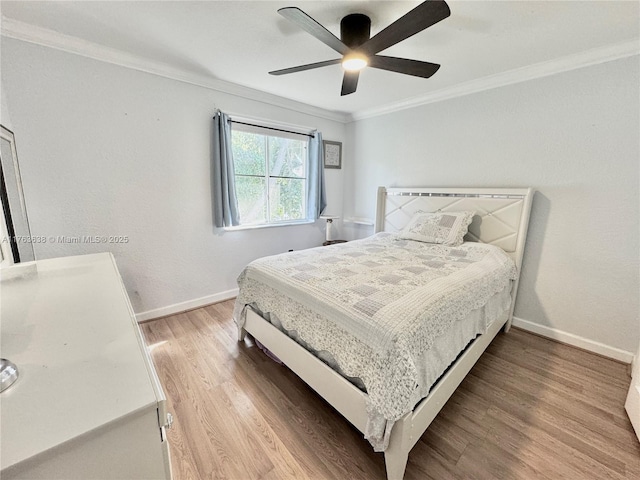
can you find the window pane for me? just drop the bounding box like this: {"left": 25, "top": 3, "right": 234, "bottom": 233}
{"left": 236, "top": 176, "right": 267, "bottom": 224}
{"left": 268, "top": 178, "right": 305, "bottom": 222}
{"left": 269, "top": 137, "right": 306, "bottom": 179}
{"left": 232, "top": 131, "right": 266, "bottom": 176}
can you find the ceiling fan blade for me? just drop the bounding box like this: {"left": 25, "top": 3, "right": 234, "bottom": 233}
{"left": 361, "top": 0, "right": 451, "bottom": 55}
{"left": 341, "top": 71, "right": 360, "bottom": 96}
{"left": 278, "top": 7, "right": 350, "bottom": 55}
{"left": 368, "top": 55, "right": 440, "bottom": 78}
{"left": 269, "top": 59, "right": 342, "bottom": 76}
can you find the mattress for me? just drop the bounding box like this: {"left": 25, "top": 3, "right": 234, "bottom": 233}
{"left": 234, "top": 233, "right": 516, "bottom": 450}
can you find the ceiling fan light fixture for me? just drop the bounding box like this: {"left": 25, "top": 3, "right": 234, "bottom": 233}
{"left": 342, "top": 53, "right": 368, "bottom": 72}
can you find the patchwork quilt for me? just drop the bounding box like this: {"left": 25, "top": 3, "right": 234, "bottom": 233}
{"left": 234, "top": 232, "right": 516, "bottom": 450}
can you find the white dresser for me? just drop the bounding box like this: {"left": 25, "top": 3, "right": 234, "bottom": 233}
{"left": 0, "top": 253, "right": 172, "bottom": 479}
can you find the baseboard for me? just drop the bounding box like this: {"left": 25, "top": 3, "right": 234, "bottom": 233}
{"left": 136, "top": 288, "right": 239, "bottom": 323}
{"left": 512, "top": 316, "right": 634, "bottom": 364}
{"left": 136, "top": 298, "right": 634, "bottom": 362}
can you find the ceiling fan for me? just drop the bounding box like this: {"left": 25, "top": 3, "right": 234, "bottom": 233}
{"left": 269, "top": 0, "right": 451, "bottom": 96}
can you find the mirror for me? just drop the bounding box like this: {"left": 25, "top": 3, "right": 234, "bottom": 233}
{"left": 1, "top": 125, "right": 35, "bottom": 265}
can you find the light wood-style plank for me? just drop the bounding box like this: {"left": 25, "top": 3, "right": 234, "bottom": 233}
{"left": 142, "top": 300, "right": 639, "bottom": 480}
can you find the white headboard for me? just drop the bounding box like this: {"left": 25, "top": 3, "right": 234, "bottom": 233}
{"left": 375, "top": 186, "right": 534, "bottom": 328}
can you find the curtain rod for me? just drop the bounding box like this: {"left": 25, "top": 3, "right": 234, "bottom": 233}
{"left": 228, "top": 119, "right": 315, "bottom": 138}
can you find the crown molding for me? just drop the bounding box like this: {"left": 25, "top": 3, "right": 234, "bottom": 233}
{"left": 0, "top": 16, "right": 350, "bottom": 124}
{"left": 350, "top": 39, "right": 640, "bottom": 121}
{"left": 3, "top": 16, "right": 637, "bottom": 125}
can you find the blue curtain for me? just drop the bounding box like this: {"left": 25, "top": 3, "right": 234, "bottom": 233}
{"left": 307, "top": 131, "right": 327, "bottom": 219}
{"left": 212, "top": 110, "right": 240, "bottom": 227}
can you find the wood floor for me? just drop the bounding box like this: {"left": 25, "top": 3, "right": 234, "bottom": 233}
{"left": 142, "top": 300, "right": 639, "bottom": 480}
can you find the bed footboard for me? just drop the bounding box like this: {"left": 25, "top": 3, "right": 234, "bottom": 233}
{"left": 239, "top": 307, "right": 508, "bottom": 480}
{"left": 385, "top": 414, "right": 412, "bottom": 480}
{"left": 237, "top": 324, "right": 246, "bottom": 342}
{"left": 241, "top": 308, "right": 370, "bottom": 432}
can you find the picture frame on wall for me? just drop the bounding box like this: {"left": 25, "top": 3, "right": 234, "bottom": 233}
{"left": 323, "top": 140, "right": 342, "bottom": 169}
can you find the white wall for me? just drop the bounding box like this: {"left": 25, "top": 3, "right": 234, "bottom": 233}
{"left": 344, "top": 57, "right": 639, "bottom": 355}
{"left": 1, "top": 85, "right": 13, "bottom": 129}
{"left": 3, "top": 36, "right": 638, "bottom": 358}
{"left": 1, "top": 38, "right": 346, "bottom": 316}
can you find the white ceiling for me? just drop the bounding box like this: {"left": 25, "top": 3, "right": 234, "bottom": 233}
{"left": 1, "top": 1, "right": 639, "bottom": 119}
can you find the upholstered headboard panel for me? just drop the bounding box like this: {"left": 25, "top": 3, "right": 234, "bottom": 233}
{"left": 375, "top": 186, "right": 534, "bottom": 329}
{"left": 375, "top": 187, "right": 534, "bottom": 270}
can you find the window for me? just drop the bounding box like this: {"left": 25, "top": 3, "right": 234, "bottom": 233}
{"left": 231, "top": 123, "right": 309, "bottom": 226}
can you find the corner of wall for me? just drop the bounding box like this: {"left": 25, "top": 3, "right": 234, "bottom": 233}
{"left": 1, "top": 84, "right": 14, "bottom": 129}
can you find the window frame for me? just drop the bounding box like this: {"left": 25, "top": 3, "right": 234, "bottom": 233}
{"left": 228, "top": 119, "right": 313, "bottom": 230}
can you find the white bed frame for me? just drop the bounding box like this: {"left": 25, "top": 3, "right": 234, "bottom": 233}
{"left": 239, "top": 186, "right": 534, "bottom": 479}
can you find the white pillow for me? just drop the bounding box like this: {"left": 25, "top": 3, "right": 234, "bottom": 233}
{"left": 399, "top": 210, "right": 475, "bottom": 246}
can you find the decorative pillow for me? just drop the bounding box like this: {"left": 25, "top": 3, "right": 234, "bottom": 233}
{"left": 399, "top": 210, "right": 475, "bottom": 246}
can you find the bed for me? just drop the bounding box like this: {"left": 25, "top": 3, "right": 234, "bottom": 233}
{"left": 234, "top": 186, "right": 534, "bottom": 480}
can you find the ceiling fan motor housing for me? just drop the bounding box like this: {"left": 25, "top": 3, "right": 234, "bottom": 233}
{"left": 340, "top": 13, "right": 371, "bottom": 48}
